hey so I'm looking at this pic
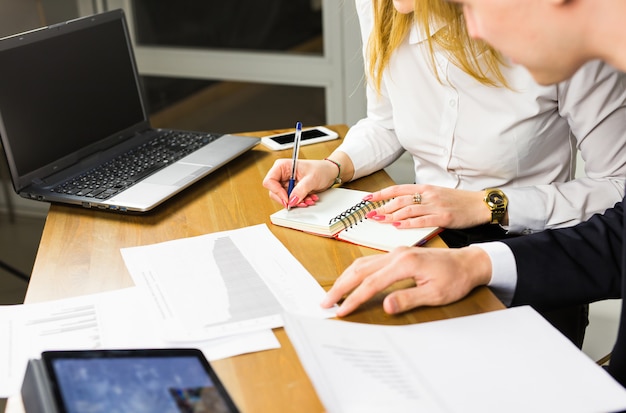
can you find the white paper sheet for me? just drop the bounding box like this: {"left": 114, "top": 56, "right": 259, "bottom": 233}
{"left": 0, "top": 287, "right": 278, "bottom": 398}
{"left": 120, "top": 224, "right": 336, "bottom": 341}
{"left": 284, "top": 307, "right": 626, "bottom": 413}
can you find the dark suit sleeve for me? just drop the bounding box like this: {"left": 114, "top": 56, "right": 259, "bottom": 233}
{"left": 501, "top": 201, "right": 623, "bottom": 312}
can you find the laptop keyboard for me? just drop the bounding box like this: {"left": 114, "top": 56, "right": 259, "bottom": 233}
{"left": 52, "top": 131, "right": 221, "bottom": 200}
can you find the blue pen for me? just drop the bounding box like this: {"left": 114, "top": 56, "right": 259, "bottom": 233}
{"left": 287, "top": 121, "right": 303, "bottom": 209}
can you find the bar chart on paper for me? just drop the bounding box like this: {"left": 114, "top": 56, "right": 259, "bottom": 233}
{"left": 120, "top": 224, "right": 335, "bottom": 342}
{"left": 24, "top": 304, "right": 102, "bottom": 349}
{"left": 212, "top": 236, "right": 284, "bottom": 324}
{"left": 0, "top": 287, "right": 154, "bottom": 397}
{"left": 0, "top": 301, "right": 104, "bottom": 394}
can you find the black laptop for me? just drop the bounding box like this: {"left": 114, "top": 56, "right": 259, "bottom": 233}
{"left": 0, "top": 9, "right": 259, "bottom": 213}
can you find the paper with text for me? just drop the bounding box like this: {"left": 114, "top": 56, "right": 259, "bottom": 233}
{"left": 121, "top": 224, "right": 336, "bottom": 341}
{"left": 284, "top": 307, "right": 626, "bottom": 413}
{"left": 0, "top": 287, "right": 278, "bottom": 397}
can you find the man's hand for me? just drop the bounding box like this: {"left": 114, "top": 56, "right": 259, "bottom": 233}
{"left": 321, "top": 246, "right": 492, "bottom": 316}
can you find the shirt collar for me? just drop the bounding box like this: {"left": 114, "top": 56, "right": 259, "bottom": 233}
{"left": 408, "top": 19, "right": 447, "bottom": 45}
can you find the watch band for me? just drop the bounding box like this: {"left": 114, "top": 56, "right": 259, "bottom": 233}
{"left": 483, "top": 188, "right": 508, "bottom": 225}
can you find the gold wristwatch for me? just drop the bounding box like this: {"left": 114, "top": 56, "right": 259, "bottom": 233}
{"left": 483, "top": 188, "right": 508, "bottom": 225}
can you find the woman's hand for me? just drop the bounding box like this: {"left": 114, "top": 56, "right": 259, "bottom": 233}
{"left": 263, "top": 151, "right": 354, "bottom": 209}
{"left": 262, "top": 159, "right": 340, "bottom": 208}
{"left": 365, "top": 184, "right": 493, "bottom": 229}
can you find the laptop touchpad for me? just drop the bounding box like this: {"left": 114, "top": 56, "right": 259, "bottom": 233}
{"left": 143, "top": 163, "right": 212, "bottom": 187}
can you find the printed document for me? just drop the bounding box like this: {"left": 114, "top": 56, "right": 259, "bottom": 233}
{"left": 284, "top": 307, "right": 626, "bottom": 413}
{"left": 121, "top": 224, "right": 336, "bottom": 341}
{"left": 0, "top": 287, "right": 278, "bottom": 397}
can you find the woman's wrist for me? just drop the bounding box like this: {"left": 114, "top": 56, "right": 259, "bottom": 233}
{"left": 326, "top": 151, "right": 355, "bottom": 184}
{"left": 478, "top": 192, "right": 494, "bottom": 224}
{"left": 323, "top": 158, "right": 342, "bottom": 189}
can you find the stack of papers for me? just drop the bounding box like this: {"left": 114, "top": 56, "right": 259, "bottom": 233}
{"left": 0, "top": 224, "right": 336, "bottom": 397}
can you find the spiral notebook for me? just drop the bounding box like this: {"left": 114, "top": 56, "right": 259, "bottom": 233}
{"left": 269, "top": 188, "right": 440, "bottom": 251}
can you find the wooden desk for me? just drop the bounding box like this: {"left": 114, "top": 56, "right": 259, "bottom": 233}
{"left": 17, "top": 125, "right": 504, "bottom": 412}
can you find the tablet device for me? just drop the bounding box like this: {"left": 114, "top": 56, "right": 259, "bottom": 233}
{"left": 40, "top": 348, "right": 239, "bottom": 413}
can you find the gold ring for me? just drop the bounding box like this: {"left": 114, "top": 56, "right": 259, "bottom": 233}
{"left": 413, "top": 193, "right": 422, "bottom": 204}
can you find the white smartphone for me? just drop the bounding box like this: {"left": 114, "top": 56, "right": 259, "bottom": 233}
{"left": 261, "top": 126, "right": 339, "bottom": 150}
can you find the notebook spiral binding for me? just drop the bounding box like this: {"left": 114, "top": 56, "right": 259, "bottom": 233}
{"left": 328, "top": 199, "right": 387, "bottom": 231}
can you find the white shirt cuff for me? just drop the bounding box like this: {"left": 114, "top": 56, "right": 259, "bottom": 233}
{"left": 471, "top": 241, "right": 518, "bottom": 306}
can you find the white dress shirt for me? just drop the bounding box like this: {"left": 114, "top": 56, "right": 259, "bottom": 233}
{"left": 338, "top": 0, "right": 626, "bottom": 234}
{"left": 477, "top": 242, "right": 517, "bottom": 306}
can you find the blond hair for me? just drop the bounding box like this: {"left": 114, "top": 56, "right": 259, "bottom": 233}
{"left": 368, "top": 0, "right": 509, "bottom": 92}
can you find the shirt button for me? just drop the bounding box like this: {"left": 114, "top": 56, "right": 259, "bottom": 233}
{"left": 449, "top": 99, "right": 456, "bottom": 107}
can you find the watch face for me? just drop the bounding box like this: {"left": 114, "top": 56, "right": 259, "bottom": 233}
{"left": 487, "top": 192, "right": 505, "bottom": 206}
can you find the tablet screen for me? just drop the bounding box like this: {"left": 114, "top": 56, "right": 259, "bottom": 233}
{"left": 42, "top": 349, "right": 238, "bottom": 413}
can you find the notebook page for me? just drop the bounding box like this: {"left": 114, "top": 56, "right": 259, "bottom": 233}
{"left": 269, "top": 188, "right": 371, "bottom": 236}
{"left": 336, "top": 219, "right": 439, "bottom": 252}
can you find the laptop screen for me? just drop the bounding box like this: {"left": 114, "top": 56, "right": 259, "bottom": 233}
{"left": 0, "top": 10, "right": 146, "bottom": 185}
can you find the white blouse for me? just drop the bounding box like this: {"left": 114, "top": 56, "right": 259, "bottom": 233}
{"left": 338, "top": 0, "right": 626, "bottom": 233}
